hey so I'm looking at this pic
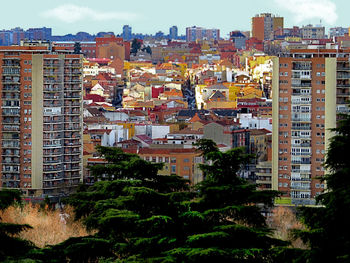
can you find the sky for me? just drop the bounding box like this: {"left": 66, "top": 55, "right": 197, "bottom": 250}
{"left": 2, "top": 0, "right": 349, "bottom": 37}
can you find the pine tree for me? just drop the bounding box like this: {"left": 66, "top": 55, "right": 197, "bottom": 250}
{"left": 33, "top": 146, "right": 192, "bottom": 262}
{"left": 164, "top": 140, "right": 285, "bottom": 262}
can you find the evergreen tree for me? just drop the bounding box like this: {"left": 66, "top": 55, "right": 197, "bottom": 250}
{"left": 164, "top": 140, "right": 285, "bottom": 262}
{"left": 130, "top": 39, "right": 141, "bottom": 55}
{"left": 73, "top": 42, "right": 81, "bottom": 54}
{"left": 291, "top": 112, "right": 350, "bottom": 262}
{"left": 33, "top": 143, "right": 286, "bottom": 262}
{"left": 32, "top": 146, "right": 192, "bottom": 262}
{"left": 0, "top": 189, "right": 34, "bottom": 261}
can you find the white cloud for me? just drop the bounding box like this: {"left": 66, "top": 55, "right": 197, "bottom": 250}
{"left": 274, "top": 0, "right": 337, "bottom": 25}
{"left": 42, "top": 4, "right": 138, "bottom": 23}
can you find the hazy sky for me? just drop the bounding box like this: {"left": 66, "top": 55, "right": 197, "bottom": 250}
{"left": 2, "top": 0, "right": 349, "bottom": 37}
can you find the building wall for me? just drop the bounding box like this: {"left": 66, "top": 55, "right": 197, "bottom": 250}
{"left": 272, "top": 49, "right": 350, "bottom": 205}
{"left": 252, "top": 17, "right": 265, "bottom": 41}
{"left": 0, "top": 47, "right": 83, "bottom": 196}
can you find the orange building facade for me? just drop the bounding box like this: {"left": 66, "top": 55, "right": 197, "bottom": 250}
{"left": 0, "top": 45, "right": 83, "bottom": 196}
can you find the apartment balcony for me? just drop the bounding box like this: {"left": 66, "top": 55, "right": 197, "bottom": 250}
{"left": 256, "top": 178, "right": 272, "bottom": 185}
{"left": 43, "top": 117, "right": 63, "bottom": 124}
{"left": 2, "top": 167, "right": 20, "bottom": 173}
{"left": 64, "top": 78, "right": 81, "bottom": 84}
{"left": 2, "top": 85, "right": 20, "bottom": 92}
{"left": 2, "top": 157, "right": 20, "bottom": 164}
{"left": 291, "top": 178, "right": 311, "bottom": 182}
{"left": 2, "top": 69, "right": 20, "bottom": 76}
{"left": 2, "top": 62, "right": 20, "bottom": 67}
{"left": 43, "top": 70, "right": 62, "bottom": 76}
{"left": 43, "top": 94, "right": 62, "bottom": 100}
{"left": 64, "top": 149, "right": 81, "bottom": 155}
{"left": 64, "top": 165, "right": 80, "bottom": 172}
{"left": 64, "top": 132, "right": 80, "bottom": 139}
{"left": 43, "top": 175, "right": 64, "bottom": 181}
{"left": 2, "top": 149, "right": 20, "bottom": 157}
{"left": 64, "top": 70, "right": 81, "bottom": 76}
{"left": 64, "top": 157, "right": 81, "bottom": 163}
{"left": 43, "top": 62, "right": 60, "bottom": 68}
{"left": 43, "top": 143, "right": 62, "bottom": 149}
{"left": 2, "top": 94, "right": 20, "bottom": 100}
{"left": 42, "top": 182, "right": 60, "bottom": 189}
{"left": 2, "top": 125, "right": 20, "bottom": 131}
{"left": 2, "top": 174, "right": 20, "bottom": 181}
{"left": 64, "top": 109, "right": 80, "bottom": 115}
{"left": 292, "top": 62, "right": 312, "bottom": 70}
{"left": 43, "top": 101, "right": 63, "bottom": 107}
{"left": 2, "top": 78, "right": 20, "bottom": 84}
{"left": 43, "top": 124, "right": 63, "bottom": 131}
{"left": 64, "top": 63, "right": 81, "bottom": 68}
{"left": 44, "top": 158, "right": 63, "bottom": 164}
{"left": 43, "top": 150, "right": 63, "bottom": 156}
{"left": 290, "top": 186, "right": 311, "bottom": 191}
{"left": 291, "top": 160, "right": 311, "bottom": 164}
{"left": 64, "top": 141, "right": 80, "bottom": 147}
{"left": 64, "top": 101, "right": 80, "bottom": 106}
{"left": 2, "top": 57, "right": 20, "bottom": 61}
{"left": 291, "top": 142, "right": 311, "bottom": 147}
{"left": 43, "top": 134, "right": 63, "bottom": 140}
{"left": 43, "top": 85, "right": 62, "bottom": 92}
{"left": 64, "top": 124, "right": 81, "bottom": 131}
{"left": 64, "top": 92, "right": 80, "bottom": 99}
{"left": 336, "top": 91, "right": 350, "bottom": 97}
{"left": 43, "top": 166, "right": 63, "bottom": 172}
{"left": 291, "top": 126, "right": 311, "bottom": 131}
{"left": 291, "top": 117, "right": 311, "bottom": 122}
{"left": 337, "top": 73, "right": 350, "bottom": 79}
{"left": 43, "top": 79, "right": 62, "bottom": 84}
{"left": 2, "top": 141, "right": 20, "bottom": 148}
{"left": 64, "top": 85, "right": 81, "bottom": 92}
{"left": 64, "top": 116, "right": 80, "bottom": 123}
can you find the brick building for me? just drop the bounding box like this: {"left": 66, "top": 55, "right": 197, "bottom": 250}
{"left": 0, "top": 45, "right": 83, "bottom": 196}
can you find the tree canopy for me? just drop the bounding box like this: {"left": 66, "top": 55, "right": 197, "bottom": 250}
{"left": 13, "top": 142, "right": 286, "bottom": 262}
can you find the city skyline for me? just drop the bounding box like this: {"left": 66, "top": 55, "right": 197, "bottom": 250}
{"left": 1, "top": 0, "right": 348, "bottom": 37}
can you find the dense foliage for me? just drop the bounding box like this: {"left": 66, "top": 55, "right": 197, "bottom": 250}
{"left": 27, "top": 143, "right": 281, "bottom": 262}
{"left": 2, "top": 141, "right": 289, "bottom": 262}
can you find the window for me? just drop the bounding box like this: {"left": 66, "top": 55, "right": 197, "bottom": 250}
{"left": 171, "top": 165, "right": 176, "bottom": 173}
{"left": 171, "top": 158, "right": 176, "bottom": 163}
{"left": 183, "top": 158, "right": 190, "bottom": 163}
{"left": 184, "top": 166, "right": 190, "bottom": 171}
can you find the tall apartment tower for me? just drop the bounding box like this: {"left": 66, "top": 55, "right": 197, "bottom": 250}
{"left": 186, "top": 26, "right": 220, "bottom": 42}
{"left": 0, "top": 45, "right": 83, "bottom": 196}
{"left": 251, "top": 13, "right": 284, "bottom": 41}
{"left": 122, "top": 25, "right": 132, "bottom": 41}
{"left": 272, "top": 49, "right": 350, "bottom": 205}
{"left": 169, "top": 26, "right": 178, "bottom": 40}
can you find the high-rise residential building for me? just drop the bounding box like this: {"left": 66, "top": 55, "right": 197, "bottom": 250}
{"left": 300, "top": 25, "right": 325, "bottom": 39}
{"left": 272, "top": 48, "right": 350, "bottom": 205}
{"left": 329, "top": 27, "right": 349, "bottom": 38}
{"left": 25, "top": 27, "right": 52, "bottom": 41}
{"left": 122, "top": 25, "right": 132, "bottom": 41}
{"left": 251, "top": 13, "right": 284, "bottom": 41}
{"left": 0, "top": 43, "right": 83, "bottom": 196}
{"left": 186, "top": 26, "right": 220, "bottom": 42}
{"left": 169, "top": 26, "right": 178, "bottom": 40}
